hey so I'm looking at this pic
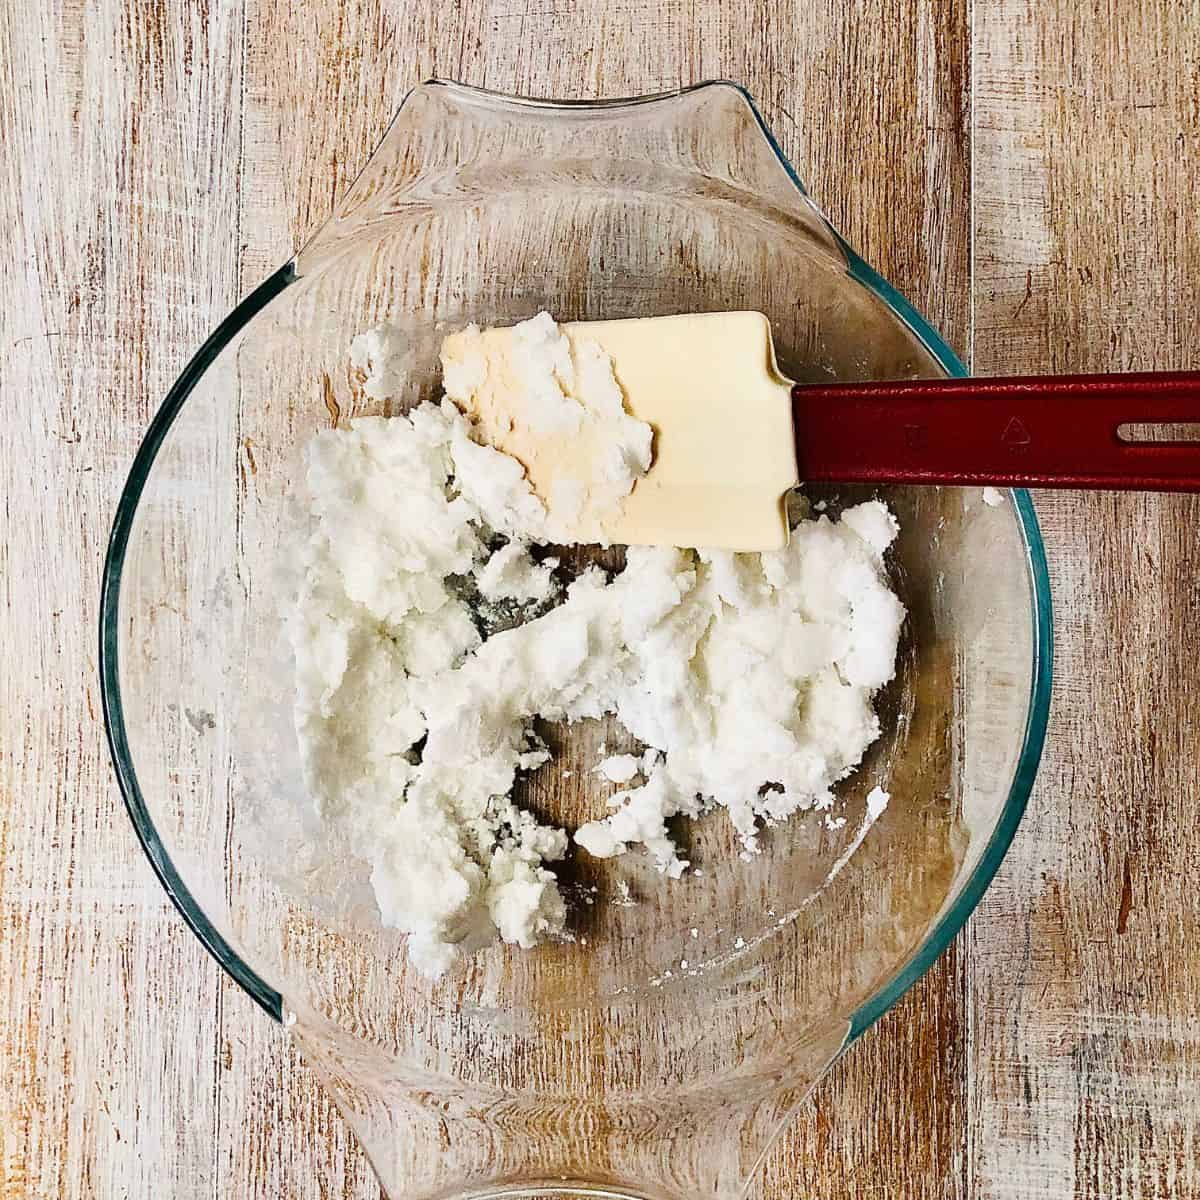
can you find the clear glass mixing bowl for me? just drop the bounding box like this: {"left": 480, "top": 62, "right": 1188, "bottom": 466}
{"left": 100, "top": 80, "right": 1052, "bottom": 1200}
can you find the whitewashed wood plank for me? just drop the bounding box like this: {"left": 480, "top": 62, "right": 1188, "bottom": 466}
{"left": 1, "top": 0, "right": 245, "bottom": 1195}
{"left": 970, "top": 1, "right": 1200, "bottom": 1196}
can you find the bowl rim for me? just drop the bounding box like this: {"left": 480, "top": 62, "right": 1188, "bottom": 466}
{"left": 98, "top": 77, "right": 1052, "bottom": 1035}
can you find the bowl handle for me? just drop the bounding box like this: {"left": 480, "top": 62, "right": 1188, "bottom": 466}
{"left": 294, "top": 79, "right": 846, "bottom": 278}
{"left": 289, "top": 998, "right": 849, "bottom": 1200}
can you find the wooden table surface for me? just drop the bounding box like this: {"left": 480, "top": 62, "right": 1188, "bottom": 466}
{"left": 4, "top": 1, "right": 1200, "bottom": 1196}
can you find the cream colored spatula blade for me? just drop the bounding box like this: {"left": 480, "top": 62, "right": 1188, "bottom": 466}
{"left": 572, "top": 312, "right": 799, "bottom": 550}
{"left": 443, "top": 311, "right": 799, "bottom": 551}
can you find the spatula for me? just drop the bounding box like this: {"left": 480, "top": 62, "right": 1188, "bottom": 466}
{"left": 464, "top": 312, "right": 1200, "bottom": 551}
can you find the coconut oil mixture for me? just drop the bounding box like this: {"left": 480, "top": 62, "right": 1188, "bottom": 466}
{"left": 286, "top": 314, "right": 904, "bottom": 975}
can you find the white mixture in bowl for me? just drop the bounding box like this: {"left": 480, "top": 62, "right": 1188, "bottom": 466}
{"left": 286, "top": 314, "right": 904, "bottom": 976}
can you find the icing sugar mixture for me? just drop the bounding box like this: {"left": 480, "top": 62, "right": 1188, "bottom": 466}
{"left": 286, "top": 314, "right": 904, "bottom": 975}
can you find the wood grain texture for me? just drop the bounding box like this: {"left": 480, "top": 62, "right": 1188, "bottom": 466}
{"left": 0, "top": 0, "right": 1195, "bottom": 1197}
{"left": 970, "top": 1, "right": 1200, "bottom": 1197}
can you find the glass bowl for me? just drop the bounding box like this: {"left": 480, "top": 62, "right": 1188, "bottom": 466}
{"left": 100, "top": 80, "right": 1052, "bottom": 1200}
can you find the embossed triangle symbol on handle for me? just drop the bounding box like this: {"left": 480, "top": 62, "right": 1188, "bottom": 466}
{"left": 1002, "top": 416, "right": 1032, "bottom": 446}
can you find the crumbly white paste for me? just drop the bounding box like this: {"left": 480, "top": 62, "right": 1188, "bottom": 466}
{"left": 349, "top": 324, "right": 412, "bottom": 402}
{"left": 289, "top": 316, "right": 904, "bottom": 975}
{"left": 440, "top": 311, "right": 654, "bottom": 543}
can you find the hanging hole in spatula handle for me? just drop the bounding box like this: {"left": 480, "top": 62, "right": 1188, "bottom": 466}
{"left": 1117, "top": 420, "right": 1200, "bottom": 443}
{"left": 791, "top": 371, "right": 1200, "bottom": 492}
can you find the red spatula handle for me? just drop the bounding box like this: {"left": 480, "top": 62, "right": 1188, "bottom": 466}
{"left": 791, "top": 371, "right": 1200, "bottom": 491}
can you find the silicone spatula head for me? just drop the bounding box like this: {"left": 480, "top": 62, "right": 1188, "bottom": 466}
{"left": 442, "top": 311, "right": 801, "bottom": 551}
